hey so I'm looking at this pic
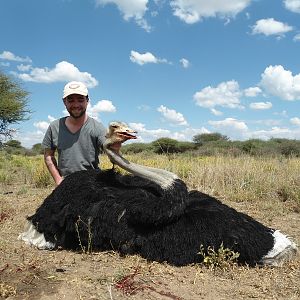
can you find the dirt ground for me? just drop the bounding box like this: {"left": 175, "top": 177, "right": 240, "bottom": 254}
{"left": 0, "top": 184, "right": 299, "bottom": 300}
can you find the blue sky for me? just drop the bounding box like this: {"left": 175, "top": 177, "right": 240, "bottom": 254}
{"left": 1, "top": 0, "right": 300, "bottom": 148}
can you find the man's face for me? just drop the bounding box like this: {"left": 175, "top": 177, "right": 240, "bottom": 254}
{"left": 63, "top": 94, "right": 88, "bottom": 119}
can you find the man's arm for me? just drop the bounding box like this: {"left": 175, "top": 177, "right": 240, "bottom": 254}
{"left": 44, "top": 149, "right": 63, "bottom": 186}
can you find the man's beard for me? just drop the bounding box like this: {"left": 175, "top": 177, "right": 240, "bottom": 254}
{"left": 68, "top": 108, "right": 86, "bottom": 119}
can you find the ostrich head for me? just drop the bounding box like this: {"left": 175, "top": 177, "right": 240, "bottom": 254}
{"left": 104, "top": 121, "right": 137, "bottom": 149}
{"left": 104, "top": 121, "right": 178, "bottom": 189}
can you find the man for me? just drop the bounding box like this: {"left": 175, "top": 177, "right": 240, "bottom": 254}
{"left": 42, "top": 81, "right": 106, "bottom": 185}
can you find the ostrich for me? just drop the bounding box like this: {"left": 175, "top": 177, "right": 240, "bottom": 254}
{"left": 19, "top": 122, "right": 298, "bottom": 267}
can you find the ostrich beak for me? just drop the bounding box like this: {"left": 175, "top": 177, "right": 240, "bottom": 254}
{"left": 117, "top": 131, "right": 137, "bottom": 140}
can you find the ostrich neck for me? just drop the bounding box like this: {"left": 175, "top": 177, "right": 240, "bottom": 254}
{"left": 104, "top": 148, "right": 177, "bottom": 189}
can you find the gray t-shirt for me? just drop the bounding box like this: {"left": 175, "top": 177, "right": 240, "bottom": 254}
{"left": 42, "top": 116, "right": 106, "bottom": 177}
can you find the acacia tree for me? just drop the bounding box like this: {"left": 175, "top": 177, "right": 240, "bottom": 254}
{"left": 193, "top": 132, "right": 229, "bottom": 146}
{"left": 0, "top": 72, "right": 30, "bottom": 145}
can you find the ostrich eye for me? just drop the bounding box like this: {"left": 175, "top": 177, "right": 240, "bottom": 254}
{"left": 111, "top": 125, "right": 118, "bottom": 128}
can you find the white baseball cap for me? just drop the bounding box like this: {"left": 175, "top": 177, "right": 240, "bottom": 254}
{"left": 63, "top": 81, "right": 88, "bottom": 99}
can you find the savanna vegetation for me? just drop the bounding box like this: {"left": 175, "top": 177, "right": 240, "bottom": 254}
{"left": 1, "top": 150, "right": 300, "bottom": 299}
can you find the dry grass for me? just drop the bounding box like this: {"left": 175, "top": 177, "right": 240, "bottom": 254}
{"left": 0, "top": 152, "right": 299, "bottom": 299}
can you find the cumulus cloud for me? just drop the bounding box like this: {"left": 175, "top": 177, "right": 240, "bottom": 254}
{"left": 17, "top": 64, "right": 31, "bottom": 72}
{"left": 157, "top": 105, "right": 188, "bottom": 126}
{"left": 250, "top": 127, "right": 298, "bottom": 140}
{"left": 251, "top": 18, "right": 293, "bottom": 37}
{"left": 87, "top": 100, "right": 116, "bottom": 120}
{"left": 14, "top": 115, "right": 57, "bottom": 148}
{"left": 210, "top": 108, "right": 223, "bottom": 116}
{"left": 95, "top": 0, "right": 151, "bottom": 31}
{"left": 0, "top": 50, "right": 32, "bottom": 63}
{"left": 244, "top": 86, "right": 262, "bottom": 97}
{"left": 14, "top": 130, "right": 45, "bottom": 148}
{"left": 128, "top": 122, "right": 209, "bottom": 142}
{"left": 129, "top": 122, "right": 170, "bottom": 142}
{"left": 208, "top": 118, "right": 248, "bottom": 140}
{"left": 170, "top": 0, "right": 251, "bottom": 24}
{"left": 290, "top": 117, "right": 300, "bottom": 125}
{"left": 13, "top": 61, "right": 98, "bottom": 88}
{"left": 33, "top": 121, "right": 50, "bottom": 131}
{"left": 90, "top": 100, "right": 116, "bottom": 113}
{"left": 252, "top": 119, "right": 281, "bottom": 126}
{"left": 260, "top": 65, "right": 300, "bottom": 101}
{"left": 130, "top": 50, "right": 169, "bottom": 65}
{"left": 293, "top": 33, "right": 300, "bottom": 41}
{"left": 284, "top": 0, "right": 300, "bottom": 13}
{"left": 180, "top": 58, "right": 190, "bottom": 68}
{"left": 193, "top": 80, "right": 243, "bottom": 109}
{"left": 172, "top": 127, "right": 210, "bottom": 141}
{"left": 33, "top": 115, "right": 57, "bottom": 132}
{"left": 209, "top": 118, "right": 248, "bottom": 131}
{"left": 0, "top": 62, "right": 10, "bottom": 67}
{"left": 249, "top": 101, "right": 272, "bottom": 110}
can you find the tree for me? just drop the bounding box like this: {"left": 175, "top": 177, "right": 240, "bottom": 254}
{"left": 151, "top": 138, "right": 180, "bottom": 154}
{"left": 32, "top": 143, "right": 44, "bottom": 154}
{"left": 193, "top": 132, "right": 229, "bottom": 146}
{"left": 4, "top": 139, "right": 22, "bottom": 148}
{"left": 0, "top": 72, "right": 30, "bottom": 144}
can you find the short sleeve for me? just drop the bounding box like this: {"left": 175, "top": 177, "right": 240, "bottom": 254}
{"left": 42, "top": 125, "right": 55, "bottom": 150}
{"left": 94, "top": 121, "right": 107, "bottom": 151}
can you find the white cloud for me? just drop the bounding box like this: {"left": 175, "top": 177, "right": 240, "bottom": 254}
{"left": 274, "top": 110, "right": 288, "bottom": 117}
{"left": 33, "top": 121, "right": 50, "bottom": 131}
{"left": 13, "top": 61, "right": 98, "bottom": 88}
{"left": 293, "top": 33, "right": 300, "bottom": 41}
{"left": 250, "top": 127, "right": 299, "bottom": 140}
{"left": 208, "top": 118, "right": 248, "bottom": 140}
{"left": 284, "top": 0, "right": 300, "bottom": 13}
{"left": 180, "top": 58, "right": 190, "bottom": 68}
{"left": 210, "top": 108, "right": 223, "bottom": 116}
{"left": 0, "top": 50, "right": 32, "bottom": 63}
{"left": 252, "top": 119, "right": 281, "bottom": 126}
{"left": 244, "top": 86, "right": 262, "bottom": 97}
{"left": 290, "top": 117, "right": 300, "bottom": 125}
{"left": 33, "top": 115, "right": 57, "bottom": 133}
{"left": 157, "top": 105, "right": 188, "bottom": 126}
{"left": 0, "top": 62, "right": 10, "bottom": 67}
{"left": 194, "top": 80, "right": 243, "bottom": 109}
{"left": 209, "top": 118, "right": 248, "bottom": 131}
{"left": 130, "top": 50, "right": 169, "bottom": 65}
{"left": 87, "top": 100, "right": 116, "bottom": 120}
{"left": 17, "top": 64, "right": 32, "bottom": 72}
{"left": 172, "top": 127, "right": 210, "bottom": 141}
{"left": 15, "top": 115, "right": 57, "bottom": 148}
{"left": 14, "top": 130, "right": 45, "bottom": 148}
{"left": 128, "top": 122, "right": 170, "bottom": 142}
{"left": 95, "top": 0, "right": 151, "bottom": 31}
{"left": 90, "top": 100, "right": 116, "bottom": 113}
{"left": 137, "top": 104, "right": 151, "bottom": 111}
{"left": 48, "top": 115, "right": 56, "bottom": 123}
{"left": 170, "top": 0, "right": 251, "bottom": 24}
{"left": 128, "top": 122, "right": 209, "bottom": 142}
{"left": 249, "top": 101, "right": 272, "bottom": 110}
{"left": 260, "top": 65, "right": 300, "bottom": 101}
{"left": 251, "top": 18, "right": 293, "bottom": 37}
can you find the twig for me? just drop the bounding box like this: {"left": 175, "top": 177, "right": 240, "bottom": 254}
{"left": 106, "top": 283, "right": 114, "bottom": 300}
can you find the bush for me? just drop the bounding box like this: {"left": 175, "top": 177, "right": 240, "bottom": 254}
{"left": 151, "top": 138, "right": 180, "bottom": 154}
{"left": 122, "top": 143, "right": 152, "bottom": 154}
